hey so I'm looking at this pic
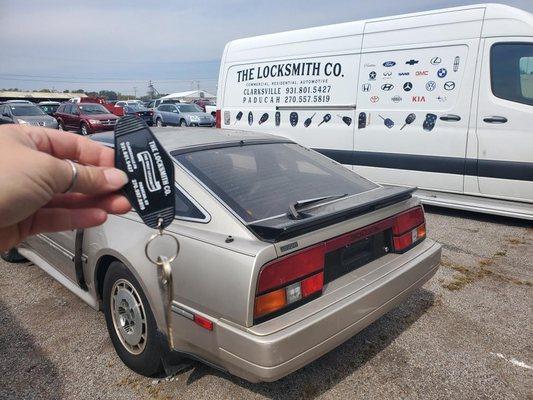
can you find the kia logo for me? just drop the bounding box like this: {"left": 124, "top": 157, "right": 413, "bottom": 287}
{"left": 430, "top": 57, "right": 442, "bottom": 65}
{"left": 381, "top": 83, "right": 394, "bottom": 91}
{"left": 403, "top": 82, "right": 413, "bottom": 92}
{"left": 412, "top": 95, "right": 426, "bottom": 102}
{"left": 370, "top": 96, "right": 379, "bottom": 103}
{"left": 444, "top": 81, "right": 456, "bottom": 90}
{"left": 416, "top": 71, "right": 428, "bottom": 76}
{"left": 383, "top": 61, "right": 396, "bottom": 67}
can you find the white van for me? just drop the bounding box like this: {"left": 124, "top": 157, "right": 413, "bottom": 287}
{"left": 216, "top": 3, "right": 533, "bottom": 220}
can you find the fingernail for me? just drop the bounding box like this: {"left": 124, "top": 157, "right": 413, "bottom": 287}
{"left": 104, "top": 169, "right": 128, "bottom": 188}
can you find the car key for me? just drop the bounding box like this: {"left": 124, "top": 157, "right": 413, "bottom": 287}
{"left": 233, "top": 111, "right": 243, "bottom": 124}
{"left": 304, "top": 113, "right": 316, "bottom": 128}
{"left": 337, "top": 114, "right": 352, "bottom": 126}
{"left": 290, "top": 112, "right": 299, "bottom": 126}
{"left": 378, "top": 114, "right": 394, "bottom": 129}
{"left": 358, "top": 112, "right": 367, "bottom": 129}
{"left": 400, "top": 113, "right": 416, "bottom": 130}
{"left": 248, "top": 111, "right": 253, "bottom": 125}
{"left": 275, "top": 111, "right": 281, "bottom": 126}
{"left": 318, "top": 113, "right": 331, "bottom": 127}
{"left": 114, "top": 115, "right": 175, "bottom": 230}
{"left": 258, "top": 113, "right": 269, "bottom": 125}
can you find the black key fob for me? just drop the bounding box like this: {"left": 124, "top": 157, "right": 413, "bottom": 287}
{"left": 248, "top": 111, "right": 253, "bottom": 126}
{"left": 343, "top": 116, "right": 352, "bottom": 126}
{"left": 384, "top": 118, "right": 394, "bottom": 128}
{"left": 258, "top": 113, "right": 269, "bottom": 125}
{"left": 423, "top": 113, "right": 437, "bottom": 131}
{"left": 290, "top": 112, "right": 298, "bottom": 127}
{"left": 358, "top": 112, "right": 367, "bottom": 129}
{"left": 114, "top": 115, "right": 175, "bottom": 230}
{"left": 235, "top": 111, "right": 243, "bottom": 122}
{"left": 318, "top": 113, "right": 331, "bottom": 127}
{"left": 304, "top": 113, "right": 316, "bottom": 128}
{"left": 275, "top": 111, "right": 281, "bottom": 126}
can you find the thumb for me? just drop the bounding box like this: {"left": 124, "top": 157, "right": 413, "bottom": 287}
{"left": 56, "top": 159, "right": 128, "bottom": 195}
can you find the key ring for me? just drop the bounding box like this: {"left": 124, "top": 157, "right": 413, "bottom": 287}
{"left": 144, "top": 218, "right": 180, "bottom": 266}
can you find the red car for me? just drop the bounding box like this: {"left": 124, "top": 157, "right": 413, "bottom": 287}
{"left": 54, "top": 102, "right": 118, "bottom": 135}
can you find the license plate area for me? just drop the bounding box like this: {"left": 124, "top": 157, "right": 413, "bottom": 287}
{"left": 324, "top": 230, "right": 391, "bottom": 284}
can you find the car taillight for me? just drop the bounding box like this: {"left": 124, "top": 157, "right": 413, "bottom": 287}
{"left": 392, "top": 206, "right": 426, "bottom": 252}
{"left": 215, "top": 109, "right": 221, "bottom": 128}
{"left": 254, "top": 244, "right": 325, "bottom": 319}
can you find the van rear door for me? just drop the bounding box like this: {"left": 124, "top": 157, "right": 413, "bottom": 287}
{"left": 474, "top": 39, "right": 533, "bottom": 202}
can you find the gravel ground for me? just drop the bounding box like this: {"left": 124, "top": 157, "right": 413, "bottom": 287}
{"left": 0, "top": 207, "right": 531, "bottom": 400}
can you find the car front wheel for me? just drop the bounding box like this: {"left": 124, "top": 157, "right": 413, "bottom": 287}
{"left": 80, "top": 123, "right": 89, "bottom": 136}
{"left": 178, "top": 119, "right": 187, "bottom": 127}
{"left": 156, "top": 118, "right": 164, "bottom": 127}
{"left": 57, "top": 120, "right": 65, "bottom": 131}
{"left": 103, "top": 261, "right": 164, "bottom": 376}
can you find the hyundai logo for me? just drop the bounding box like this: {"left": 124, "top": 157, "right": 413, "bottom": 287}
{"left": 383, "top": 61, "right": 396, "bottom": 67}
{"left": 381, "top": 83, "right": 394, "bottom": 91}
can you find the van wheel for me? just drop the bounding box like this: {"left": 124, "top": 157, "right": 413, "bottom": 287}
{"left": 103, "top": 261, "right": 164, "bottom": 377}
{"left": 178, "top": 119, "right": 187, "bottom": 127}
{"left": 80, "top": 123, "right": 89, "bottom": 136}
{"left": 156, "top": 118, "right": 164, "bottom": 127}
{"left": 1, "top": 248, "right": 27, "bottom": 263}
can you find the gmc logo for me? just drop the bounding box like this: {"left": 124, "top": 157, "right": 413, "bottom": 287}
{"left": 415, "top": 70, "right": 428, "bottom": 76}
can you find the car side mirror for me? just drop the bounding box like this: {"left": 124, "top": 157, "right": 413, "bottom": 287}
{"left": 172, "top": 109, "right": 178, "bottom": 113}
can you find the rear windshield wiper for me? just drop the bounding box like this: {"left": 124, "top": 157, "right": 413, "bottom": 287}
{"left": 288, "top": 194, "right": 348, "bottom": 219}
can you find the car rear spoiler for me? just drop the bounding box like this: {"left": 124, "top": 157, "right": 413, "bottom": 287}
{"left": 247, "top": 186, "right": 416, "bottom": 242}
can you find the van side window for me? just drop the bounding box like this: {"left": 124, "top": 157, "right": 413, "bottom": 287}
{"left": 491, "top": 42, "right": 533, "bottom": 106}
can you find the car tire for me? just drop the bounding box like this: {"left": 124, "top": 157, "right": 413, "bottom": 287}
{"left": 156, "top": 118, "right": 164, "bottom": 128}
{"left": 103, "top": 261, "right": 164, "bottom": 377}
{"left": 57, "top": 120, "right": 65, "bottom": 131}
{"left": 1, "top": 248, "right": 27, "bottom": 263}
{"left": 80, "top": 123, "right": 89, "bottom": 136}
{"left": 178, "top": 119, "right": 187, "bottom": 127}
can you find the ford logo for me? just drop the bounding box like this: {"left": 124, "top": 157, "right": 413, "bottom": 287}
{"left": 383, "top": 61, "right": 396, "bottom": 67}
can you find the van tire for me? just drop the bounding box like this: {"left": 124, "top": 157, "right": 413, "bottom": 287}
{"left": 103, "top": 261, "right": 164, "bottom": 377}
{"left": 1, "top": 248, "right": 27, "bottom": 263}
{"left": 80, "top": 123, "right": 89, "bottom": 136}
{"left": 156, "top": 118, "right": 165, "bottom": 127}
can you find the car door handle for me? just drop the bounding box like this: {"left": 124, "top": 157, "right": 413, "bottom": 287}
{"left": 439, "top": 114, "right": 461, "bottom": 122}
{"left": 483, "top": 116, "right": 507, "bottom": 123}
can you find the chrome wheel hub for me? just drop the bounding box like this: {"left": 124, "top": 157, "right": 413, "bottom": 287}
{"left": 111, "top": 279, "right": 147, "bottom": 355}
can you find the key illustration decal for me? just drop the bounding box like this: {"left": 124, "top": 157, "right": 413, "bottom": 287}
{"left": 400, "top": 113, "right": 416, "bottom": 130}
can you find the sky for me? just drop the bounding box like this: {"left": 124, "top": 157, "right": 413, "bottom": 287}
{"left": 1, "top": 0, "right": 532, "bottom": 97}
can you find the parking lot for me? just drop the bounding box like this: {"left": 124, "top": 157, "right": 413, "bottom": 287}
{"left": 0, "top": 207, "right": 531, "bottom": 400}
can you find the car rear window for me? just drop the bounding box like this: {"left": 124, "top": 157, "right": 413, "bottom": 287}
{"left": 175, "top": 143, "right": 378, "bottom": 222}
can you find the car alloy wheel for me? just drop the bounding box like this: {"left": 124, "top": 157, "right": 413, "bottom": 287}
{"left": 110, "top": 278, "right": 147, "bottom": 355}
{"left": 156, "top": 118, "right": 163, "bottom": 127}
{"left": 58, "top": 122, "right": 64, "bottom": 131}
{"left": 81, "top": 124, "right": 89, "bottom": 136}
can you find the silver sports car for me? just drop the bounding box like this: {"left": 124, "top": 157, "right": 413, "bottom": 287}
{"left": 6, "top": 128, "right": 441, "bottom": 382}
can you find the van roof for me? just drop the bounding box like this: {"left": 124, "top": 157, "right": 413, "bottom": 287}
{"left": 225, "top": 4, "right": 532, "bottom": 62}
{"left": 91, "top": 128, "right": 292, "bottom": 152}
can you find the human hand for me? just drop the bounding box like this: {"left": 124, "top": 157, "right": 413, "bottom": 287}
{"left": 0, "top": 124, "right": 131, "bottom": 250}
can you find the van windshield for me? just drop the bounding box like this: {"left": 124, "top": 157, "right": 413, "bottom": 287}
{"left": 174, "top": 142, "right": 378, "bottom": 222}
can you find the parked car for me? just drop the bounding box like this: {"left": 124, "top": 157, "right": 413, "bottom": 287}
{"left": 193, "top": 98, "right": 215, "bottom": 112}
{"left": 154, "top": 103, "right": 215, "bottom": 127}
{"left": 121, "top": 105, "right": 154, "bottom": 126}
{"left": 5, "top": 99, "right": 33, "bottom": 104}
{"left": 54, "top": 102, "right": 118, "bottom": 135}
{"left": 147, "top": 98, "right": 180, "bottom": 110}
{"left": 115, "top": 100, "right": 144, "bottom": 109}
{"left": 217, "top": 3, "right": 533, "bottom": 220}
{"left": 38, "top": 101, "right": 61, "bottom": 116}
{"left": 0, "top": 103, "right": 58, "bottom": 128}
{"left": 5, "top": 127, "right": 441, "bottom": 382}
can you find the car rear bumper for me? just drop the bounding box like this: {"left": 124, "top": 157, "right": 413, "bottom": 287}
{"left": 213, "top": 239, "right": 441, "bottom": 382}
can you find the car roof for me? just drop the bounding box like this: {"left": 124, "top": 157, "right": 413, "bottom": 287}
{"left": 91, "top": 128, "right": 293, "bottom": 152}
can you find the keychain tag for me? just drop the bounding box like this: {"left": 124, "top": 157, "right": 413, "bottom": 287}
{"left": 114, "top": 115, "right": 175, "bottom": 229}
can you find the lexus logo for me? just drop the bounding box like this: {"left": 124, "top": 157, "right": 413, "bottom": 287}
{"left": 403, "top": 82, "right": 413, "bottom": 92}
{"left": 430, "top": 57, "right": 442, "bottom": 65}
{"left": 381, "top": 83, "right": 394, "bottom": 91}
{"left": 444, "top": 81, "right": 456, "bottom": 90}
{"left": 362, "top": 83, "right": 371, "bottom": 92}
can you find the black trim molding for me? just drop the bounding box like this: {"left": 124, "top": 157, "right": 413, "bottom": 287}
{"left": 315, "top": 149, "right": 533, "bottom": 182}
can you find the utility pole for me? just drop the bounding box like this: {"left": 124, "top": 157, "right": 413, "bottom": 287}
{"left": 133, "top": 86, "right": 137, "bottom": 99}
